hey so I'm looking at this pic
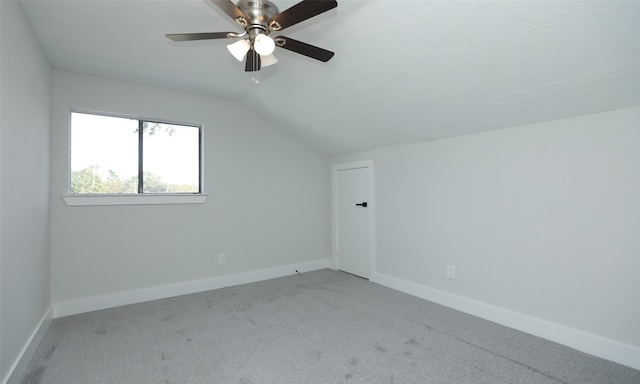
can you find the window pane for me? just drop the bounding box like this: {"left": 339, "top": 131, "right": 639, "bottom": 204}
{"left": 70, "top": 113, "right": 138, "bottom": 194}
{"left": 142, "top": 122, "right": 200, "bottom": 193}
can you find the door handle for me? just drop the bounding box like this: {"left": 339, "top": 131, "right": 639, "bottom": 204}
{"left": 355, "top": 202, "right": 368, "bottom": 207}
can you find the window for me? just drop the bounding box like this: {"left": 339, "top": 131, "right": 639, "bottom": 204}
{"left": 70, "top": 112, "right": 201, "bottom": 195}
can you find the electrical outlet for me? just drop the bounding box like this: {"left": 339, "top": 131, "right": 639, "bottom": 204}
{"left": 446, "top": 265, "right": 456, "bottom": 279}
{"left": 218, "top": 253, "right": 226, "bottom": 265}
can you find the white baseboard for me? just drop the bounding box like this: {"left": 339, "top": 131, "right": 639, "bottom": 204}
{"left": 53, "top": 259, "right": 330, "bottom": 318}
{"left": 2, "top": 306, "right": 54, "bottom": 384}
{"left": 371, "top": 271, "right": 640, "bottom": 371}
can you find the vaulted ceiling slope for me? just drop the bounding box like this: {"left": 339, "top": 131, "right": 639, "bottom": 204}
{"left": 19, "top": 0, "right": 640, "bottom": 156}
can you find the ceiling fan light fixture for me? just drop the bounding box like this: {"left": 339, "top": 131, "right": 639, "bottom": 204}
{"left": 227, "top": 39, "right": 251, "bottom": 61}
{"left": 253, "top": 33, "right": 276, "bottom": 56}
{"left": 260, "top": 53, "right": 278, "bottom": 67}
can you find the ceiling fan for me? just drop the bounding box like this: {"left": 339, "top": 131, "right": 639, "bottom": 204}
{"left": 166, "top": 0, "right": 338, "bottom": 72}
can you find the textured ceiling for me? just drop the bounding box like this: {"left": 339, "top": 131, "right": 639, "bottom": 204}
{"left": 19, "top": 0, "right": 640, "bottom": 156}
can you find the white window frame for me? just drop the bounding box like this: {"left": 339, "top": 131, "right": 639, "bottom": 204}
{"left": 63, "top": 110, "right": 208, "bottom": 207}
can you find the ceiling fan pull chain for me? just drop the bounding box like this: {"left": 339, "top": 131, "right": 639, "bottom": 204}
{"left": 251, "top": 55, "right": 261, "bottom": 84}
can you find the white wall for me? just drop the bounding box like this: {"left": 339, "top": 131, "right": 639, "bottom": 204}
{"left": 0, "top": 0, "right": 52, "bottom": 382}
{"left": 50, "top": 70, "right": 330, "bottom": 308}
{"left": 332, "top": 106, "right": 640, "bottom": 368}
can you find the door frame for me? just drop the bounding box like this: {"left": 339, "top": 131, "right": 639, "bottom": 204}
{"left": 331, "top": 160, "right": 376, "bottom": 279}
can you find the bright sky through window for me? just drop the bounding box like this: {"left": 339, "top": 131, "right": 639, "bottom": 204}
{"left": 70, "top": 112, "right": 200, "bottom": 194}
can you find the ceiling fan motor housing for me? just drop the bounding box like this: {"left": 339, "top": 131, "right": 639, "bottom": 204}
{"left": 237, "top": 0, "right": 280, "bottom": 35}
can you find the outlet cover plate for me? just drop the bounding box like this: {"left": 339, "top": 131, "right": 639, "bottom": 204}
{"left": 446, "top": 265, "right": 456, "bottom": 279}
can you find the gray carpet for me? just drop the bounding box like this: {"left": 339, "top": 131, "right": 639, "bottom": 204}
{"left": 22, "top": 269, "right": 640, "bottom": 384}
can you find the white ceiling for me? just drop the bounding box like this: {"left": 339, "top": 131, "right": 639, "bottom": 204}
{"left": 19, "top": 0, "right": 640, "bottom": 156}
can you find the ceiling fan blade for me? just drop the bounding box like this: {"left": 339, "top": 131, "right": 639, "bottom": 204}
{"left": 209, "top": 0, "right": 250, "bottom": 24}
{"left": 245, "top": 48, "right": 262, "bottom": 72}
{"left": 166, "top": 32, "right": 235, "bottom": 42}
{"left": 274, "top": 36, "right": 334, "bottom": 62}
{"left": 268, "top": 0, "right": 337, "bottom": 31}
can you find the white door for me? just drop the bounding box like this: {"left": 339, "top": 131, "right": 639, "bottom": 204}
{"left": 336, "top": 166, "right": 370, "bottom": 278}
